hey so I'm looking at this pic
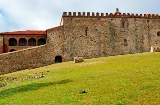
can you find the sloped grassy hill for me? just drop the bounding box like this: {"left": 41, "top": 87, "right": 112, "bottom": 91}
{"left": 0, "top": 53, "right": 160, "bottom": 105}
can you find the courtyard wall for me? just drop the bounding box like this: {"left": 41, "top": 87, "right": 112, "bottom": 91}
{"left": 0, "top": 45, "right": 47, "bottom": 74}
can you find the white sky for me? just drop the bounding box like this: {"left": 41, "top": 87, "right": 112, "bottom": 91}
{"left": 0, "top": 0, "right": 160, "bottom": 32}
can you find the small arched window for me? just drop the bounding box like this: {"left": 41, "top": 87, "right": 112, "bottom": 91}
{"left": 122, "top": 22, "right": 125, "bottom": 28}
{"left": 19, "top": 38, "right": 27, "bottom": 46}
{"left": 9, "top": 38, "right": 17, "bottom": 46}
{"left": 157, "top": 31, "right": 160, "bottom": 36}
{"left": 85, "top": 27, "right": 88, "bottom": 36}
{"left": 124, "top": 38, "right": 128, "bottom": 46}
{"left": 121, "top": 18, "right": 128, "bottom": 29}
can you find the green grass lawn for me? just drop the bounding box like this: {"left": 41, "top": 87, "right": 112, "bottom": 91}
{"left": 0, "top": 52, "right": 160, "bottom": 105}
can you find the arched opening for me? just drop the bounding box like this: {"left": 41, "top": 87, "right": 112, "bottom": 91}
{"left": 28, "top": 38, "right": 36, "bottom": 46}
{"left": 38, "top": 38, "right": 46, "bottom": 46}
{"left": 9, "top": 49, "right": 16, "bottom": 52}
{"left": 121, "top": 18, "right": 128, "bottom": 29}
{"left": 122, "top": 22, "right": 125, "bottom": 28}
{"left": 19, "top": 38, "right": 27, "bottom": 46}
{"left": 157, "top": 31, "right": 160, "bottom": 36}
{"left": 55, "top": 56, "right": 62, "bottom": 63}
{"left": 124, "top": 38, "right": 128, "bottom": 46}
{"left": 9, "top": 38, "right": 17, "bottom": 46}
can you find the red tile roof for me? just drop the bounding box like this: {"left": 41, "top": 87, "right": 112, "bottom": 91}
{"left": 0, "top": 30, "right": 46, "bottom": 35}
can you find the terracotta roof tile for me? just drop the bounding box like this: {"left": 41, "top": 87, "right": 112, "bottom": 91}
{"left": 0, "top": 30, "right": 46, "bottom": 35}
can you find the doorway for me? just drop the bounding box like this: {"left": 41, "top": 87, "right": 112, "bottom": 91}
{"left": 55, "top": 56, "right": 62, "bottom": 63}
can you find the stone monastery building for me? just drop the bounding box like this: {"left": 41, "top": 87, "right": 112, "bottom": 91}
{"left": 0, "top": 8, "right": 160, "bottom": 74}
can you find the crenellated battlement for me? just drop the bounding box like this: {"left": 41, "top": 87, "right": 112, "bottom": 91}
{"left": 62, "top": 12, "right": 160, "bottom": 19}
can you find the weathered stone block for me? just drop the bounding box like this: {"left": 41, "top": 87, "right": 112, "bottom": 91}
{"left": 73, "top": 57, "right": 84, "bottom": 63}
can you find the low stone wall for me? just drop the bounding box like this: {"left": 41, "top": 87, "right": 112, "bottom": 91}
{"left": 0, "top": 45, "right": 48, "bottom": 75}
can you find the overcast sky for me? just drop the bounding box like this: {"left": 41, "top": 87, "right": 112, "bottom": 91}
{"left": 0, "top": 0, "right": 160, "bottom": 32}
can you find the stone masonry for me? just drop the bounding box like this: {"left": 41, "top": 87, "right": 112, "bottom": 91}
{"left": 0, "top": 26, "right": 62, "bottom": 75}
{"left": 61, "top": 10, "right": 160, "bottom": 60}
{"left": 0, "top": 9, "right": 160, "bottom": 75}
{"left": 0, "top": 35, "right": 3, "bottom": 54}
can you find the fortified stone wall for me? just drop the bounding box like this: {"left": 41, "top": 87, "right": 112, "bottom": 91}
{"left": 62, "top": 12, "right": 160, "bottom": 60}
{"left": 0, "top": 45, "right": 48, "bottom": 75}
{"left": 0, "top": 35, "right": 3, "bottom": 54}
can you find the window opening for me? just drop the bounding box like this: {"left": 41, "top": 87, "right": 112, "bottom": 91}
{"left": 9, "top": 38, "right": 17, "bottom": 46}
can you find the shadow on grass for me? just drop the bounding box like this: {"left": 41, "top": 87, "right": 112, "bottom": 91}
{"left": 0, "top": 79, "right": 72, "bottom": 99}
